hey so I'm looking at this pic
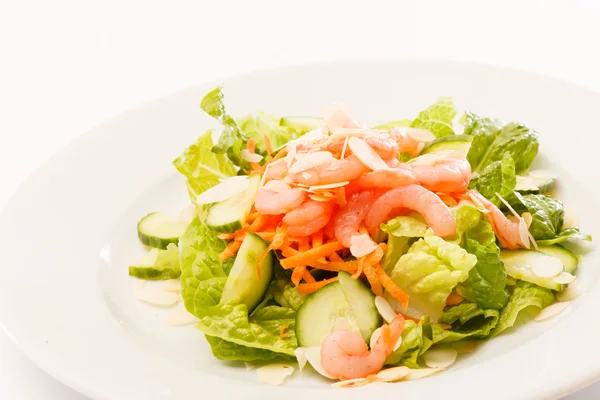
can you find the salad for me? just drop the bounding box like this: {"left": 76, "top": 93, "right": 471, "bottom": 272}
{"left": 128, "top": 87, "right": 591, "bottom": 387}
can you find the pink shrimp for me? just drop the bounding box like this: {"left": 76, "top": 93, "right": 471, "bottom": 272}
{"left": 326, "top": 109, "right": 362, "bottom": 129}
{"left": 283, "top": 200, "right": 334, "bottom": 237}
{"left": 334, "top": 190, "right": 381, "bottom": 247}
{"left": 410, "top": 158, "right": 471, "bottom": 193}
{"left": 288, "top": 155, "right": 369, "bottom": 186}
{"left": 365, "top": 184, "right": 456, "bottom": 237}
{"left": 254, "top": 180, "right": 306, "bottom": 215}
{"left": 321, "top": 314, "right": 405, "bottom": 380}
{"left": 354, "top": 168, "right": 416, "bottom": 189}
{"left": 327, "top": 136, "right": 399, "bottom": 159}
{"left": 391, "top": 127, "right": 423, "bottom": 157}
{"left": 265, "top": 160, "right": 288, "bottom": 182}
{"left": 469, "top": 191, "right": 526, "bottom": 249}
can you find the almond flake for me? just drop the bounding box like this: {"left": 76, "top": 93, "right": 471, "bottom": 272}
{"left": 375, "top": 296, "right": 397, "bottom": 323}
{"left": 257, "top": 364, "right": 294, "bottom": 386}
{"left": 195, "top": 176, "right": 249, "bottom": 205}
{"left": 349, "top": 233, "right": 378, "bottom": 258}
{"left": 166, "top": 305, "right": 198, "bottom": 326}
{"left": 369, "top": 327, "right": 402, "bottom": 351}
{"left": 240, "top": 149, "right": 263, "bottom": 163}
{"left": 135, "top": 285, "right": 180, "bottom": 307}
{"left": 535, "top": 302, "right": 569, "bottom": 321}
{"left": 309, "top": 194, "right": 333, "bottom": 202}
{"left": 405, "top": 127, "right": 435, "bottom": 143}
{"left": 516, "top": 176, "right": 539, "bottom": 191}
{"left": 348, "top": 137, "right": 389, "bottom": 171}
{"left": 557, "top": 282, "right": 581, "bottom": 302}
{"left": 308, "top": 181, "right": 350, "bottom": 191}
{"left": 422, "top": 348, "right": 458, "bottom": 369}
{"left": 331, "top": 378, "right": 370, "bottom": 388}
{"left": 553, "top": 272, "right": 575, "bottom": 285}
{"left": 259, "top": 163, "right": 270, "bottom": 188}
{"left": 518, "top": 218, "right": 531, "bottom": 249}
{"left": 161, "top": 279, "right": 181, "bottom": 292}
{"left": 294, "top": 348, "right": 308, "bottom": 371}
{"left": 375, "top": 366, "right": 410, "bottom": 382}
{"left": 179, "top": 205, "right": 197, "bottom": 224}
{"left": 563, "top": 211, "right": 579, "bottom": 229}
{"left": 529, "top": 169, "right": 558, "bottom": 179}
{"left": 288, "top": 151, "right": 334, "bottom": 174}
{"left": 532, "top": 257, "right": 563, "bottom": 278}
{"left": 522, "top": 212, "right": 533, "bottom": 228}
{"left": 405, "top": 368, "right": 444, "bottom": 381}
{"left": 451, "top": 341, "right": 477, "bottom": 354}
{"left": 340, "top": 135, "right": 350, "bottom": 159}
{"left": 304, "top": 347, "right": 336, "bottom": 379}
{"left": 286, "top": 143, "right": 297, "bottom": 169}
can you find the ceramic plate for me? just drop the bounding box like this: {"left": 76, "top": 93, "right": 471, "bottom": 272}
{"left": 1, "top": 60, "right": 599, "bottom": 400}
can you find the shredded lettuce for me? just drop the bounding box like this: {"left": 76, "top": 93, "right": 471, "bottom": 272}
{"left": 238, "top": 112, "right": 304, "bottom": 153}
{"left": 410, "top": 97, "right": 457, "bottom": 138}
{"left": 469, "top": 152, "right": 516, "bottom": 207}
{"left": 380, "top": 213, "right": 427, "bottom": 272}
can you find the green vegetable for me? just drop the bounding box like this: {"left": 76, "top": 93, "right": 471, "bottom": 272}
{"left": 536, "top": 228, "right": 592, "bottom": 245}
{"left": 511, "top": 193, "right": 563, "bottom": 240}
{"left": 537, "top": 245, "right": 578, "bottom": 275}
{"left": 278, "top": 116, "right": 324, "bottom": 136}
{"left": 490, "top": 282, "right": 555, "bottom": 337}
{"left": 371, "top": 119, "right": 411, "bottom": 130}
{"left": 385, "top": 318, "right": 433, "bottom": 367}
{"left": 469, "top": 152, "right": 516, "bottom": 207}
{"left": 390, "top": 230, "right": 477, "bottom": 320}
{"left": 410, "top": 97, "right": 457, "bottom": 138}
{"left": 205, "top": 335, "right": 286, "bottom": 361}
{"left": 500, "top": 249, "right": 563, "bottom": 291}
{"left": 180, "top": 218, "right": 297, "bottom": 360}
{"left": 173, "top": 130, "right": 237, "bottom": 200}
{"left": 269, "top": 279, "right": 307, "bottom": 311}
{"left": 137, "top": 212, "right": 188, "bottom": 250}
{"left": 462, "top": 112, "right": 539, "bottom": 175}
{"left": 433, "top": 303, "right": 500, "bottom": 343}
{"left": 128, "top": 244, "right": 181, "bottom": 280}
{"left": 238, "top": 112, "right": 306, "bottom": 152}
{"left": 379, "top": 213, "right": 427, "bottom": 272}
{"left": 421, "top": 135, "right": 473, "bottom": 157}
{"left": 451, "top": 203, "right": 483, "bottom": 241}
{"left": 205, "top": 174, "right": 261, "bottom": 233}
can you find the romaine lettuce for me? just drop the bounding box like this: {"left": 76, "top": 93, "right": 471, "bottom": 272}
{"left": 238, "top": 112, "right": 304, "bottom": 152}
{"left": 511, "top": 193, "right": 563, "bottom": 240}
{"left": 380, "top": 213, "right": 427, "bottom": 272}
{"left": 433, "top": 303, "right": 500, "bottom": 343}
{"left": 410, "top": 97, "right": 457, "bottom": 138}
{"left": 385, "top": 318, "right": 433, "bottom": 368}
{"left": 469, "top": 152, "right": 516, "bottom": 207}
{"left": 536, "top": 228, "right": 592, "bottom": 245}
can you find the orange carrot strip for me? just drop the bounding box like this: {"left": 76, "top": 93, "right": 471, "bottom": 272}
{"left": 263, "top": 134, "right": 273, "bottom": 154}
{"left": 299, "top": 238, "right": 310, "bottom": 252}
{"left": 302, "top": 269, "right": 316, "bottom": 283}
{"left": 279, "top": 324, "right": 290, "bottom": 339}
{"left": 334, "top": 187, "right": 347, "bottom": 207}
{"left": 280, "top": 242, "right": 344, "bottom": 269}
{"left": 437, "top": 193, "right": 458, "bottom": 207}
{"left": 377, "top": 268, "right": 409, "bottom": 310}
{"left": 271, "top": 225, "right": 288, "bottom": 249}
{"left": 249, "top": 214, "right": 269, "bottom": 232}
{"left": 220, "top": 240, "right": 242, "bottom": 261}
{"left": 352, "top": 257, "right": 365, "bottom": 279}
{"left": 328, "top": 252, "right": 344, "bottom": 262}
{"left": 280, "top": 246, "right": 299, "bottom": 260}
{"left": 446, "top": 291, "right": 464, "bottom": 306}
{"left": 358, "top": 224, "right": 369, "bottom": 235}
{"left": 311, "top": 230, "right": 323, "bottom": 248}
{"left": 247, "top": 139, "right": 256, "bottom": 153}
{"left": 400, "top": 313, "right": 421, "bottom": 323}
{"left": 246, "top": 212, "right": 259, "bottom": 223}
{"left": 364, "top": 263, "right": 383, "bottom": 296}
{"left": 307, "top": 260, "right": 359, "bottom": 273}
{"left": 291, "top": 265, "right": 306, "bottom": 286}
{"left": 298, "top": 277, "right": 339, "bottom": 295}
{"left": 254, "top": 232, "right": 276, "bottom": 241}
{"left": 271, "top": 149, "right": 288, "bottom": 162}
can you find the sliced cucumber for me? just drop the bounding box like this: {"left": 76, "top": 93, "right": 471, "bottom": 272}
{"left": 128, "top": 244, "right": 181, "bottom": 280}
{"left": 205, "top": 174, "right": 261, "bottom": 233}
{"left": 536, "top": 245, "right": 578, "bottom": 275}
{"left": 421, "top": 135, "right": 473, "bottom": 157}
{"left": 295, "top": 271, "right": 382, "bottom": 347}
{"left": 220, "top": 233, "right": 274, "bottom": 312}
{"left": 137, "top": 212, "right": 188, "bottom": 249}
{"left": 279, "top": 116, "right": 325, "bottom": 133}
{"left": 515, "top": 170, "right": 557, "bottom": 193}
{"left": 500, "top": 249, "right": 564, "bottom": 290}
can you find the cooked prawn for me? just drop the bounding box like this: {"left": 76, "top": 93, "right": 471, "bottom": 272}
{"left": 321, "top": 314, "right": 405, "bottom": 380}
{"left": 327, "top": 136, "right": 399, "bottom": 159}
{"left": 354, "top": 168, "right": 416, "bottom": 189}
{"left": 391, "top": 127, "right": 423, "bottom": 157}
{"left": 334, "top": 190, "right": 381, "bottom": 247}
{"left": 283, "top": 200, "right": 334, "bottom": 237}
{"left": 469, "top": 191, "right": 527, "bottom": 249}
{"left": 365, "top": 184, "right": 456, "bottom": 237}
{"left": 254, "top": 180, "right": 306, "bottom": 215}
{"left": 410, "top": 158, "right": 471, "bottom": 193}
{"left": 288, "top": 155, "right": 368, "bottom": 186}
{"left": 325, "top": 108, "right": 362, "bottom": 129}
{"left": 265, "top": 160, "right": 288, "bottom": 182}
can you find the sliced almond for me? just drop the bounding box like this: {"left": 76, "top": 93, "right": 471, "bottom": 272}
{"left": 375, "top": 366, "right": 410, "bottom": 382}
{"left": 340, "top": 135, "right": 350, "bottom": 159}
{"left": 257, "top": 364, "right": 294, "bottom": 386}
{"left": 179, "top": 205, "right": 197, "bottom": 224}
{"left": 532, "top": 257, "right": 563, "bottom": 278}
{"left": 309, "top": 181, "right": 350, "bottom": 191}
{"left": 286, "top": 143, "right": 297, "bottom": 169}
{"left": 375, "top": 296, "right": 397, "bottom": 323}
{"left": 369, "top": 327, "right": 402, "bottom": 351}
{"left": 309, "top": 194, "right": 333, "bottom": 202}
{"left": 516, "top": 176, "right": 539, "bottom": 191}
{"left": 304, "top": 346, "right": 336, "bottom": 379}
{"left": 294, "top": 348, "right": 308, "bottom": 371}
{"left": 348, "top": 137, "right": 389, "bottom": 171}
{"left": 422, "top": 348, "right": 458, "bottom": 369}
{"left": 166, "top": 305, "right": 198, "bottom": 326}
{"left": 563, "top": 211, "right": 579, "bottom": 229}
{"left": 331, "top": 378, "right": 370, "bottom": 388}
{"left": 518, "top": 218, "right": 531, "bottom": 249}
{"left": 161, "top": 279, "right": 181, "bottom": 292}
{"left": 195, "top": 176, "right": 249, "bottom": 205}
{"left": 451, "top": 341, "right": 477, "bottom": 354}
{"left": 259, "top": 162, "right": 270, "bottom": 188}
{"left": 241, "top": 149, "right": 263, "bottom": 163}
{"left": 405, "top": 368, "right": 444, "bottom": 381}
{"left": 245, "top": 362, "right": 256, "bottom": 371}
{"left": 557, "top": 280, "right": 581, "bottom": 302}
{"left": 522, "top": 212, "right": 533, "bottom": 228}
{"left": 288, "top": 151, "right": 334, "bottom": 174}
{"left": 405, "top": 127, "right": 435, "bottom": 143}
{"left": 529, "top": 169, "right": 558, "bottom": 179}
{"left": 350, "top": 233, "right": 378, "bottom": 258}
{"left": 553, "top": 272, "right": 575, "bottom": 285}
{"left": 535, "top": 302, "right": 569, "bottom": 321}
{"left": 135, "top": 285, "right": 180, "bottom": 307}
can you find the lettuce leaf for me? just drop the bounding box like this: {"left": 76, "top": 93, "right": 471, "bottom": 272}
{"left": 380, "top": 214, "right": 427, "bottom": 272}
{"left": 238, "top": 112, "right": 304, "bottom": 153}
{"left": 537, "top": 228, "right": 592, "bottom": 245}
{"left": 410, "top": 97, "right": 456, "bottom": 138}
{"left": 469, "top": 152, "right": 516, "bottom": 207}
{"left": 205, "top": 335, "right": 285, "bottom": 361}
{"left": 511, "top": 193, "right": 563, "bottom": 240}
{"left": 385, "top": 318, "right": 433, "bottom": 367}
{"left": 180, "top": 218, "right": 297, "bottom": 360}
{"left": 433, "top": 303, "right": 500, "bottom": 343}
{"left": 269, "top": 278, "right": 307, "bottom": 311}
{"left": 451, "top": 203, "right": 483, "bottom": 242}
{"left": 463, "top": 112, "right": 539, "bottom": 175}
{"left": 390, "top": 230, "right": 477, "bottom": 320}
{"left": 489, "top": 282, "right": 555, "bottom": 337}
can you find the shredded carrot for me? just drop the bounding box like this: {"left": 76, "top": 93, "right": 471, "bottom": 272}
{"left": 279, "top": 324, "right": 290, "bottom": 339}
{"left": 358, "top": 224, "right": 369, "bottom": 235}
{"left": 302, "top": 269, "right": 316, "bottom": 283}
{"left": 298, "top": 237, "right": 310, "bottom": 252}
{"left": 399, "top": 313, "right": 421, "bottom": 323}
{"left": 298, "top": 277, "right": 338, "bottom": 294}
{"left": 311, "top": 230, "right": 323, "bottom": 248}
{"left": 271, "top": 148, "right": 288, "bottom": 162}
{"left": 247, "top": 139, "right": 256, "bottom": 153}
{"left": 249, "top": 214, "right": 269, "bottom": 232}
{"left": 220, "top": 240, "right": 242, "bottom": 261}
{"left": 334, "top": 187, "right": 347, "bottom": 207}
{"left": 352, "top": 257, "right": 364, "bottom": 279}
{"left": 280, "top": 241, "right": 344, "bottom": 269}
{"left": 255, "top": 246, "right": 273, "bottom": 279}
{"left": 280, "top": 246, "right": 299, "bottom": 259}
{"left": 363, "top": 263, "right": 383, "bottom": 296}
{"left": 377, "top": 268, "right": 409, "bottom": 310}
{"left": 328, "top": 252, "right": 344, "bottom": 262}
{"left": 263, "top": 134, "right": 273, "bottom": 154}
{"left": 307, "top": 259, "right": 359, "bottom": 273}
{"left": 446, "top": 291, "right": 464, "bottom": 306}
{"left": 291, "top": 265, "right": 306, "bottom": 286}
{"left": 253, "top": 231, "right": 276, "bottom": 241}
{"left": 246, "top": 211, "right": 259, "bottom": 223}
{"left": 271, "top": 225, "right": 288, "bottom": 249}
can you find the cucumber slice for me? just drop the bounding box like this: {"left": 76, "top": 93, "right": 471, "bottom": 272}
{"left": 137, "top": 212, "right": 188, "bottom": 249}
{"left": 128, "top": 245, "right": 181, "bottom": 280}
{"left": 500, "top": 249, "right": 564, "bottom": 290}
{"left": 205, "top": 174, "right": 261, "bottom": 233}
{"left": 421, "top": 135, "right": 473, "bottom": 157}
{"left": 515, "top": 170, "right": 557, "bottom": 193}
{"left": 537, "top": 245, "right": 578, "bottom": 275}
{"left": 279, "top": 116, "right": 325, "bottom": 133}
{"left": 295, "top": 271, "right": 381, "bottom": 347}
{"left": 220, "top": 233, "right": 274, "bottom": 312}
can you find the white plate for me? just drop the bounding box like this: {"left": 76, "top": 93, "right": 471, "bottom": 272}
{"left": 0, "top": 59, "right": 599, "bottom": 400}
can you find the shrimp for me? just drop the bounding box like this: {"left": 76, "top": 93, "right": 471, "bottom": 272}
{"left": 288, "top": 155, "right": 369, "bottom": 186}
{"left": 327, "top": 136, "right": 399, "bottom": 159}
{"left": 326, "top": 108, "right": 362, "bottom": 129}
{"left": 321, "top": 314, "right": 405, "bottom": 380}
{"left": 334, "top": 190, "right": 380, "bottom": 247}
{"left": 283, "top": 200, "right": 334, "bottom": 237}
{"left": 390, "top": 127, "right": 423, "bottom": 157}
{"left": 254, "top": 180, "right": 306, "bottom": 215}
{"left": 469, "top": 191, "right": 526, "bottom": 249}
{"left": 354, "top": 168, "right": 416, "bottom": 189}
{"left": 365, "top": 184, "right": 456, "bottom": 237}
{"left": 265, "top": 160, "right": 288, "bottom": 182}
{"left": 410, "top": 158, "right": 471, "bottom": 193}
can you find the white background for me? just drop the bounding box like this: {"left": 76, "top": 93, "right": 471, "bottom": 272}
{"left": 1, "top": 0, "right": 600, "bottom": 398}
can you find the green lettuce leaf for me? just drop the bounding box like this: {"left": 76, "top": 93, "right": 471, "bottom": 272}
{"left": 269, "top": 278, "right": 307, "bottom": 311}
{"left": 173, "top": 130, "right": 237, "bottom": 200}
{"left": 410, "top": 97, "right": 456, "bottom": 138}
{"left": 180, "top": 218, "right": 297, "bottom": 360}
{"left": 238, "top": 112, "right": 303, "bottom": 153}
{"left": 433, "top": 303, "right": 500, "bottom": 343}
{"left": 463, "top": 112, "right": 539, "bottom": 175}
{"left": 459, "top": 219, "right": 509, "bottom": 309}
{"left": 451, "top": 203, "right": 483, "bottom": 242}
{"left": 380, "top": 213, "right": 427, "bottom": 272}
{"left": 205, "top": 335, "right": 284, "bottom": 361}
{"left": 372, "top": 119, "right": 412, "bottom": 130}
{"left": 469, "top": 152, "right": 516, "bottom": 207}
{"left": 390, "top": 230, "right": 477, "bottom": 320}
{"left": 511, "top": 193, "right": 563, "bottom": 240}
{"left": 489, "top": 282, "right": 555, "bottom": 338}
{"left": 537, "top": 228, "right": 592, "bottom": 245}
{"left": 385, "top": 318, "right": 433, "bottom": 368}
